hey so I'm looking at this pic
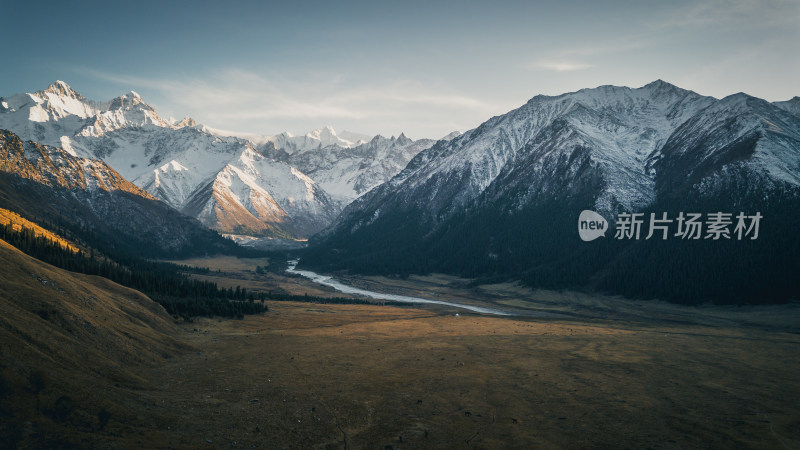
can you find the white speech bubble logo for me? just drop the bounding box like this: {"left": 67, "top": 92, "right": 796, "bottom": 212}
{"left": 578, "top": 210, "right": 608, "bottom": 241}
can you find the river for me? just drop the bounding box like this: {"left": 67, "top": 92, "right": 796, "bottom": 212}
{"left": 286, "top": 260, "right": 512, "bottom": 316}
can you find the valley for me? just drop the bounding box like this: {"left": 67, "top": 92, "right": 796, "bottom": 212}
{"left": 173, "top": 254, "right": 800, "bottom": 331}
{"left": 1, "top": 77, "right": 798, "bottom": 448}
{"left": 4, "top": 249, "right": 798, "bottom": 448}
{"left": 122, "top": 301, "right": 800, "bottom": 448}
{"left": 2, "top": 0, "right": 799, "bottom": 443}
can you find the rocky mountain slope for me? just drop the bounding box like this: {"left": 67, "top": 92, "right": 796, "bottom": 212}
{"left": 304, "top": 81, "right": 800, "bottom": 305}
{"left": 0, "top": 129, "right": 238, "bottom": 257}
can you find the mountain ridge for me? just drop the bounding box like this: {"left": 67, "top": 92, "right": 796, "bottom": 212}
{"left": 303, "top": 80, "right": 800, "bottom": 305}
{"left": 0, "top": 82, "right": 440, "bottom": 240}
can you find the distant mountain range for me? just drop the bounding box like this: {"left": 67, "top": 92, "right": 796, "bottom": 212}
{"left": 303, "top": 80, "right": 800, "bottom": 305}
{"left": 0, "top": 82, "right": 440, "bottom": 240}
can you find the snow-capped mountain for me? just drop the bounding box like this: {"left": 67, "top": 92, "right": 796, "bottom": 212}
{"left": 0, "top": 129, "right": 237, "bottom": 256}
{"left": 0, "top": 127, "right": 151, "bottom": 196}
{"left": 203, "top": 124, "right": 435, "bottom": 204}
{"left": 204, "top": 125, "right": 372, "bottom": 154}
{"left": 303, "top": 80, "right": 800, "bottom": 306}
{"left": 261, "top": 126, "right": 371, "bottom": 155}
{"left": 0, "top": 82, "right": 441, "bottom": 239}
{"left": 0, "top": 82, "right": 340, "bottom": 238}
{"left": 182, "top": 147, "right": 339, "bottom": 238}
{"left": 319, "top": 80, "right": 800, "bottom": 232}
{"left": 273, "top": 133, "right": 437, "bottom": 203}
{"left": 0, "top": 81, "right": 174, "bottom": 152}
{"left": 71, "top": 125, "right": 340, "bottom": 238}
{"left": 326, "top": 80, "right": 719, "bottom": 226}
{"left": 0, "top": 81, "right": 100, "bottom": 152}
{"left": 774, "top": 96, "right": 800, "bottom": 118}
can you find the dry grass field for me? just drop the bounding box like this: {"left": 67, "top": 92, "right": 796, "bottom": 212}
{"left": 2, "top": 250, "right": 799, "bottom": 448}
{"left": 125, "top": 303, "right": 800, "bottom": 449}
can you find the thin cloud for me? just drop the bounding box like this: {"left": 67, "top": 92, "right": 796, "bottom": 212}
{"left": 77, "top": 67, "right": 499, "bottom": 138}
{"left": 650, "top": 0, "right": 799, "bottom": 31}
{"left": 531, "top": 60, "right": 593, "bottom": 72}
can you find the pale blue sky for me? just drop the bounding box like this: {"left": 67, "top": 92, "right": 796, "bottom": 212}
{"left": 3, "top": 0, "right": 799, "bottom": 139}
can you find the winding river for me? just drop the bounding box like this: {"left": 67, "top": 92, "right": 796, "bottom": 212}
{"left": 286, "top": 260, "right": 512, "bottom": 316}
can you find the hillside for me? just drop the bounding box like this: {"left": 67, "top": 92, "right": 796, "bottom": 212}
{"left": 0, "top": 238, "right": 187, "bottom": 447}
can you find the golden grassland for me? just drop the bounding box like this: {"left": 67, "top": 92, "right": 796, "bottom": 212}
{"left": 156, "top": 303, "right": 800, "bottom": 449}
{"left": 1, "top": 248, "right": 799, "bottom": 448}
{"left": 0, "top": 238, "right": 187, "bottom": 447}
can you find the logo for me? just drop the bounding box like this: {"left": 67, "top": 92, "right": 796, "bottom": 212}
{"left": 578, "top": 210, "right": 608, "bottom": 241}
{"left": 578, "top": 210, "right": 762, "bottom": 242}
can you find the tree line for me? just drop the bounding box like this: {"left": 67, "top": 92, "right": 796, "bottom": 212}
{"left": 0, "top": 221, "right": 267, "bottom": 319}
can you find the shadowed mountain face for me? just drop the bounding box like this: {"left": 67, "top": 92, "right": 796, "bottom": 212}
{"left": 0, "top": 129, "right": 239, "bottom": 258}
{"left": 303, "top": 81, "right": 800, "bottom": 305}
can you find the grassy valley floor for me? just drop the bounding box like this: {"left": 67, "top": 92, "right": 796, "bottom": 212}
{"left": 126, "top": 302, "right": 800, "bottom": 448}
{"left": 3, "top": 250, "right": 799, "bottom": 448}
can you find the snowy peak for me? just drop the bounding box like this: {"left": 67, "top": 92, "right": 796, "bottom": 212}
{"left": 440, "top": 131, "right": 461, "bottom": 141}
{"left": 773, "top": 96, "right": 800, "bottom": 117}
{"left": 20, "top": 81, "right": 98, "bottom": 121}
{"left": 305, "top": 125, "right": 337, "bottom": 141}
{"left": 303, "top": 125, "right": 364, "bottom": 148}
{"left": 303, "top": 126, "right": 371, "bottom": 147}
{"left": 642, "top": 79, "right": 680, "bottom": 92}
{"left": 284, "top": 131, "right": 436, "bottom": 203}
{"left": 261, "top": 125, "right": 370, "bottom": 155}
{"left": 108, "top": 90, "right": 152, "bottom": 111}
{"left": 182, "top": 146, "right": 339, "bottom": 238}
{"left": 0, "top": 81, "right": 177, "bottom": 146}
{"left": 374, "top": 80, "right": 716, "bottom": 215}
{"left": 38, "top": 80, "right": 85, "bottom": 101}
{"left": 175, "top": 116, "right": 197, "bottom": 128}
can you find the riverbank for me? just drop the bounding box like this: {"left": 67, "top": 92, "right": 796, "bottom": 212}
{"left": 286, "top": 259, "right": 516, "bottom": 315}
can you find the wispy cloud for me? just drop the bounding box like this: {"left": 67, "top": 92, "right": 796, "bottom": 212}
{"left": 531, "top": 60, "right": 593, "bottom": 72}
{"left": 525, "top": 36, "right": 652, "bottom": 73}
{"left": 76, "top": 67, "right": 498, "bottom": 138}
{"left": 647, "top": 0, "right": 799, "bottom": 31}
{"left": 80, "top": 68, "right": 364, "bottom": 120}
